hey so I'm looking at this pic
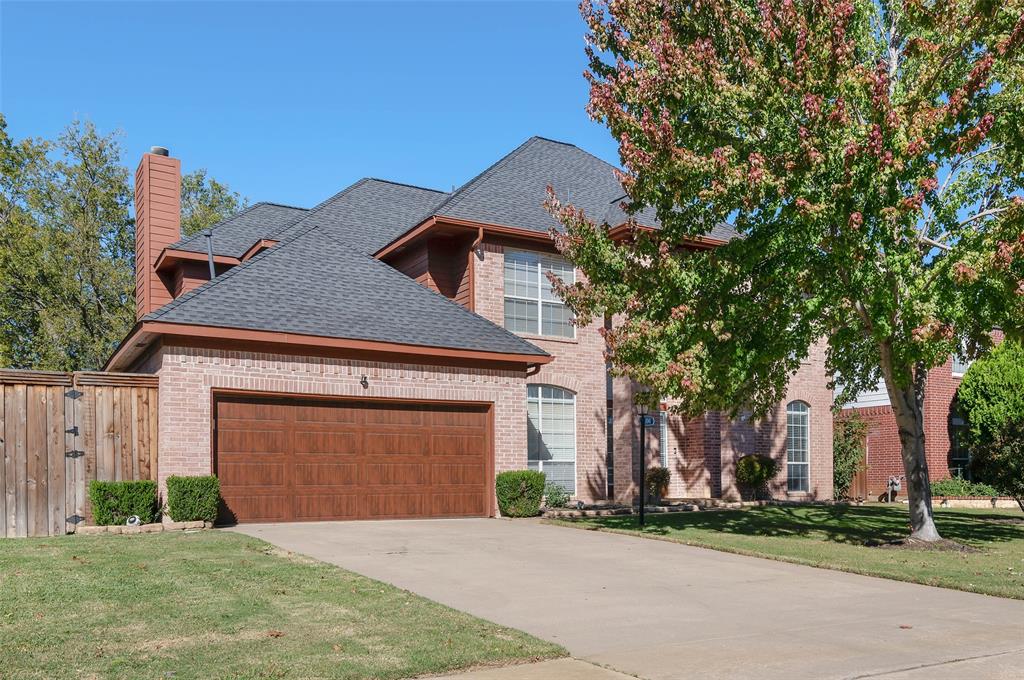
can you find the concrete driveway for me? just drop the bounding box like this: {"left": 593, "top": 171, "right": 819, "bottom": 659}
{"left": 234, "top": 519, "right": 1024, "bottom": 680}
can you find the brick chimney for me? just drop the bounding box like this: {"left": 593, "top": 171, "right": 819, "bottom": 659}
{"left": 134, "top": 146, "right": 181, "bottom": 319}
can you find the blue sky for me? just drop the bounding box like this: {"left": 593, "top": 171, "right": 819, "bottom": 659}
{"left": 1, "top": 0, "right": 619, "bottom": 208}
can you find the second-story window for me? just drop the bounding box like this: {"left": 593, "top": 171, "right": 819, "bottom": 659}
{"left": 504, "top": 250, "right": 575, "bottom": 338}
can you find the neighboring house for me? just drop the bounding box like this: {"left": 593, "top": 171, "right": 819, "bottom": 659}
{"left": 107, "top": 137, "right": 833, "bottom": 523}
{"left": 839, "top": 339, "right": 1001, "bottom": 500}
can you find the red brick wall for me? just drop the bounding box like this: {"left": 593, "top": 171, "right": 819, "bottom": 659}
{"left": 146, "top": 343, "right": 527, "bottom": 510}
{"left": 473, "top": 239, "right": 610, "bottom": 502}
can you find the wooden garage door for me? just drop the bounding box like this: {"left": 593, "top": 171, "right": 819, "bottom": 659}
{"left": 214, "top": 395, "right": 491, "bottom": 523}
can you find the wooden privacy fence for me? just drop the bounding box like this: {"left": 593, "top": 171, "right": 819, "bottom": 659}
{"left": 0, "top": 370, "right": 159, "bottom": 538}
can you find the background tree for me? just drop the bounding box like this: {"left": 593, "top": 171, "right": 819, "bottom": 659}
{"left": 956, "top": 339, "right": 1024, "bottom": 451}
{"left": 549, "top": 0, "right": 1024, "bottom": 540}
{"left": 180, "top": 168, "right": 248, "bottom": 237}
{"left": 0, "top": 116, "right": 247, "bottom": 370}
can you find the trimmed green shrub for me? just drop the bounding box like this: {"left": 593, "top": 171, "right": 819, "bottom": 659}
{"left": 88, "top": 480, "right": 158, "bottom": 526}
{"left": 495, "top": 470, "right": 545, "bottom": 517}
{"left": 930, "top": 476, "right": 1000, "bottom": 498}
{"left": 833, "top": 415, "right": 867, "bottom": 499}
{"left": 646, "top": 466, "right": 671, "bottom": 499}
{"left": 971, "top": 421, "right": 1024, "bottom": 510}
{"left": 735, "top": 455, "right": 780, "bottom": 500}
{"left": 543, "top": 482, "right": 571, "bottom": 509}
{"left": 166, "top": 475, "right": 221, "bottom": 523}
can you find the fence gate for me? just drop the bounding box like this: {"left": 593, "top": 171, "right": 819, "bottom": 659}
{"left": 0, "top": 370, "right": 159, "bottom": 537}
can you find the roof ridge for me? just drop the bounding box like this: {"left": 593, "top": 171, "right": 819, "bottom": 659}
{"left": 260, "top": 201, "right": 308, "bottom": 211}
{"left": 430, "top": 137, "right": 542, "bottom": 217}
{"left": 147, "top": 222, "right": 322, "bottom": 321}
{"left": 364, "top": 178, "right": 447, "bottom": 194}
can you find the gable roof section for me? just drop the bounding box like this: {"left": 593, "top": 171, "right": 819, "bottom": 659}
{"left": 145, "top": 224, "right": 547, "bottom": 358}
{"left": 432, "top": 137, "right": 624, "bottom": 235}
{"left": 169, "top": 202, "right": 308, "bottom": 259}
{"left": 284, "top": 178, "right": 448, "bottom": 254}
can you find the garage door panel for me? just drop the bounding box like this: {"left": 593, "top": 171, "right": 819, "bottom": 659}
{"left": 294, "top": 403, "right": 360, "bottom": 424}
{"left": 218, "top": 461, "right": 287, "bottom": 487}
{"left": 292, "top": 430, "right": 361, "bottom": 455}
{"left": 364, "top": 493, "right": 428, "bottom": 518}
{"left": 432, "top": 492, "right": 486, "bottom": 516}
{"left": 293, "top": 462, "right": 361, "bottom": 487}
{"left": 364, "top": 432, "right": 428, "bottom": 456}
{"left": 294, "top": 494, "right": 361, "bottom": 520}
{"left": 363, "top": 406, "right": 425, "bottom": 426}
{"left": 223, "top": 494, "right": 291, "bottom": 523}
{"left": 215, "top": 395, "right": 490, "bottom": 523}
{"left": 431, "top": 433, "right": 486, "bottom": 456}
{"left": 431, "top": 463, "right": 485, "bottom": 486}
{"left": 365, "top": 462, "right": 429, "bottom": 486}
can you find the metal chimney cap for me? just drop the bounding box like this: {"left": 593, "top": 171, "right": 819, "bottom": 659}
{"left": 150, "top": 146, "right": 170, "bottom": 156}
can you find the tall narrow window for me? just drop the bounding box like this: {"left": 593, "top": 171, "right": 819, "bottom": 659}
{"left": 786, "top": 401, "right": 810, "bottom": 492}
{"left": 659, "top": 409, "right": 669, "bottom": 468}
{"left": 504, "top": 250, "right": 575, "bottom": 338}
{"left": 527, "top": 385, "right": 576, "bottom": 493}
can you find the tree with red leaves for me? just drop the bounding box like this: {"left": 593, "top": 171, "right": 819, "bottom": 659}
{"left": 548, "top": 0, "right": 1024, "bottom": 541}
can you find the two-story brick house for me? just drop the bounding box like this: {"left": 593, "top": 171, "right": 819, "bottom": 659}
{"left": 107, "top": 137, "right": 833, "bottom": 523}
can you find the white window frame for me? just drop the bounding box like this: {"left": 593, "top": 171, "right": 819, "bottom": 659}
{"left": 526, "top": 384, "right": 577, "bottom": 494}
{"left": 952, "top": 355, "right": 971, "bottom": 377}
{"left": 786, "top": 401, "right": 810, "bottom": 493}
{"left": 503, "top": 250, "right": 576, "bottom": 339}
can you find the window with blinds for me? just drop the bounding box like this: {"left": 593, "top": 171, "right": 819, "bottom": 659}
{"left": 504, "top": 250, "right": 575, "bottom": 338}
{"left": 526, "top": 385, "right": 576, "bottom": 494}
{"left": 787, "top": 401, "right": 810, "bottom": 492}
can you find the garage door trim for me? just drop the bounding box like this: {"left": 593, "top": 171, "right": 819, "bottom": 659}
{"left": 209, "top": 388, "right": 496, "bottom": 520}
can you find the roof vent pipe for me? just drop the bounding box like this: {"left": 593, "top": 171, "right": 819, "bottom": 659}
{"left": 205, "top": 230, "right": 216, "bottom": 279}
{"left": 150, "top": 146, "right": 170, "bottom": 157}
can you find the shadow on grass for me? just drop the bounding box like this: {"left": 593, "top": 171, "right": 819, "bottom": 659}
{"left": 586, "top": 505, "right": 1023, "bottom": 546}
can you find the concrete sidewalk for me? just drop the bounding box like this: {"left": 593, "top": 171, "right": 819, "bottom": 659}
{"left": 235, "top": 519, "right": 1024, "bottom": 680}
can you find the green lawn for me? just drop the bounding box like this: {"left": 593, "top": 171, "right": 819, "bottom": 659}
{"left": 549, "top": 504, "right": 1024, "bottom": 599}
{"left": 0, "top": 531, "right": 562, "bottom": 680}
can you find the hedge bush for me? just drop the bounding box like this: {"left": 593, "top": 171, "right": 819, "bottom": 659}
{"left": 88, "top": 480, "right": 158, "bottom": 526}
{"left": 735, "top": 454, "right": 779, "bottom": 500}
{"left": 930, "top": 477, "right": 1000, "bottom": 498}
{"left": 495, "top": 470, "right": 546, "bottom": 517}
{"left": 166, "top": 475, "right": 221, "bottom": 523}
{"left": 543, "top": 482, "right": 571, "bottom": 509}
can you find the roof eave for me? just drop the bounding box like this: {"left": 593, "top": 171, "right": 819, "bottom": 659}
{"left": 105, "top": 320, "right": 551, "bottom": 372}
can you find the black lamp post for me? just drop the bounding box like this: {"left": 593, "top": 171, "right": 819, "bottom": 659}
{"left": 636, "top": 401, "right": 650, "bottom": 527}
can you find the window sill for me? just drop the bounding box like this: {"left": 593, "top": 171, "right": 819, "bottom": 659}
{"left": 515, "top": 333, "right": 578, "bottom": 345}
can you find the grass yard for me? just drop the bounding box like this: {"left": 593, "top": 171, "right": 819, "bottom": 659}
{"left": 549, "top": 504, "right": 1024, "bottom": 599}
{"left": 0, "top": 531, "right": 562, "bottom": 680}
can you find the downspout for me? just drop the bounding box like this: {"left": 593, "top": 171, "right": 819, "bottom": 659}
{"left": 205, "top": 230, "right": 216, "bottom": 279}
{"left": 526, "top": 363, "right": 542, "bottom": 377}
{"left": 468, "top": 226, "right": 484, "bottom": 312}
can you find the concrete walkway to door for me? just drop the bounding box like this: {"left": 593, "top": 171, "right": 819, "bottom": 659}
{"left": 234, "top": 519, "right": 1024, "bottom": 680}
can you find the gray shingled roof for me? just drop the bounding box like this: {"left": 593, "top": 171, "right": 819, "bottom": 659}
{"left": 434, "top": 137, "right": 624, "bottom": 235}
{"left": 285, "top": 178, "right": 447, "bottom": 254}
{"left": 147, "top": 224, "right": 547, "bottom": 357}
{"left": 169, "top": 203, "right": 308, "bottom": 259}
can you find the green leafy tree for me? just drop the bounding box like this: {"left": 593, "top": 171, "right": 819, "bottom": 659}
{"left": 180, "top": 168, "right": 248, "bottom": 237}
{"left": 956, "top": 339, "right": 1024, "bottom": 449}
{"left": 970, "top": 421, "right": 1024, "bottom": 511}
{"left": 833, "top": 415, "right": 868, "bottom": 499}
{"left": 549, "top": 1, "right": 1024, "bottom": 540}
{"left": 0, "top": 117, "right": 247, "bottom": 370}
{"left": 0, "top": 117, "right": 135, "bottom": 370}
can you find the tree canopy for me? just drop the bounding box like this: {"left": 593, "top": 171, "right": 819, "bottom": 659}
{"left": 0, "top": 116, "right": 247, "bottom": 370}
{"left": 957, "top": 338, "right": 1024, "bottom": 449}
{"left": 550, "top": 0, "right": 1024, "bottom": 539}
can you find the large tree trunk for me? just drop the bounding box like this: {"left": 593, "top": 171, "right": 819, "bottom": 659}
{"left": 880, "top": 351, "right": 942, "bottom": 541}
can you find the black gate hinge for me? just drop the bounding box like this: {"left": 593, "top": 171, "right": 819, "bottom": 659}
{"left": 65, "top": 389, "right": 83, "bottom": 400}
{"left": 65, "top": 426, "right": 79, "bottom": 436}
{"left": 65, "top": 450, "right": 85, "bottom": 459}
{"left": 66, "top": 515, "right": 85, "bottom": 524}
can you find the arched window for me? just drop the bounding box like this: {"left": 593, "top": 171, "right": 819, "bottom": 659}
{"left": 786, "top": 401, "right": 810, "bottom": 492}
{"left": 527, "top": 385, "right": 576, "bottom": 494}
